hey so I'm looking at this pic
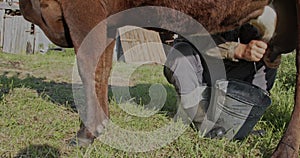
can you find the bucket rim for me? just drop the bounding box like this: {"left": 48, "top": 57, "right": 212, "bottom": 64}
{"left": 227, "top": 79, "right": 270, "bottom": 97}
{"left": 216, "top": 79, "right": 272, "bottom": 107}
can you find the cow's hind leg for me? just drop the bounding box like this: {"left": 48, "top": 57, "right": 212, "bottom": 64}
{"left": 271, "top": 0, "right": 300, "bottom": 157}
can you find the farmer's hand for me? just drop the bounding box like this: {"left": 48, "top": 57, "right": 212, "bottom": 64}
{"left": 234, "top": 40, "right": 268, "bottom": 62}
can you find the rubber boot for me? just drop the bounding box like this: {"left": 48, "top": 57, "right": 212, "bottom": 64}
{"left": 175, "top": 86, "right": 210, "bottom": 128}
{"left": 184, "top": 99, "right": 209, "bottom": 130}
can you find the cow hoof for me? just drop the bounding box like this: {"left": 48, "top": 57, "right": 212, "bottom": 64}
{"left": 271, "top": 142, "right": 298, "bottom": 158}
{"left": 69, "top": 137, "right": 95, "bottom": 147}
{"left": 69, "top": 127, "right": 96, "bottom": 147}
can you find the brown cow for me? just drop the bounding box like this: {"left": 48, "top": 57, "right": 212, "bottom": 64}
{"left": 19, "top": 0, "right": 299, "bottom": 157}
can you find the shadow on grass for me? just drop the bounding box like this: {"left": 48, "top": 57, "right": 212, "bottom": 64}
{"left": 0, "top": 72, "right": 75, "bottom": 111}
{"left": 109, "top": 83, "right": 178, "bottom": 117}
{"left": 0, "top": 72, "right": 178, "bottom": 116}
{"left": 14, "top": 144, "right": 60, "bottom": 158}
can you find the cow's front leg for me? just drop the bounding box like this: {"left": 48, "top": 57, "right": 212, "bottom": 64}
{"left": 72, "top": 38, "right": 114, "bottom": 146}
{"left": 95, "top": 41, "right": 114, "bottom": 119}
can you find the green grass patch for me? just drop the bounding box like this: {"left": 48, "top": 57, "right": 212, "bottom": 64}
{"left": 0, "top": 51, "right": 298, "bottom": 157}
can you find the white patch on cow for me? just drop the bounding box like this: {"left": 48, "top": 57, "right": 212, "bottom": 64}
{"left": 250, "top": 6, "right": 277, "bottom": 42}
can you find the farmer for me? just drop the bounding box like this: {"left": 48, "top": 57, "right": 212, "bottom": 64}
{"left": 164, "top": 7, "right": 280, "bottom": 139}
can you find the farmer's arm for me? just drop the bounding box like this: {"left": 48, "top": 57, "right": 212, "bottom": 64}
{"left": 205, "top": 40, "right": 268, "bottom": 62}
{"left": 234, "top": 40, "right": 267, "bottom": 61}
{"left": 206, "top": 23, "right": 268, "bottom": 62}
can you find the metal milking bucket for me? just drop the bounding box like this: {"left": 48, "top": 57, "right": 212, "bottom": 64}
{"left": 206, "top": 79, "right": 272, "bottom": 140}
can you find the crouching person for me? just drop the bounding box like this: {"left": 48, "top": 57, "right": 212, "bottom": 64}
{"left": 164, "top": 7, "right": 279, "bottom": 140}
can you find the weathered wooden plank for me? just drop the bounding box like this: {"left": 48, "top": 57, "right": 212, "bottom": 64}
{"left": 17, "top": 16, "right": 33, "bottom": 54}
{"left": 3, "top": 15, "right": 12, "bottom": 53}
{"left": 35, "top": 26, "right": 51, "bottom": 53}
{"left": 0, "top": 10, "right": 5, "bottom": 47}
{"left": 118, "top": 26, "right": 166, "bottom": 64}
{"left": 11, "top": 16, "right": 17, "bottom": 53}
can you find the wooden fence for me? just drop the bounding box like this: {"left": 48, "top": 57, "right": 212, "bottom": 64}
{"left": 0, "top": 1, "right": 53, "bottom": 54}
{"left": 0, "top": 1, "right": 168, "bottom": 62}
{"left": 116, "top": 26, "right": 167, "bottom": 64}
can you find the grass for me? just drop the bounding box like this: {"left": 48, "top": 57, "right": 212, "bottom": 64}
{"left": 0, "top": 50, "right": 298, "bottom": 157}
